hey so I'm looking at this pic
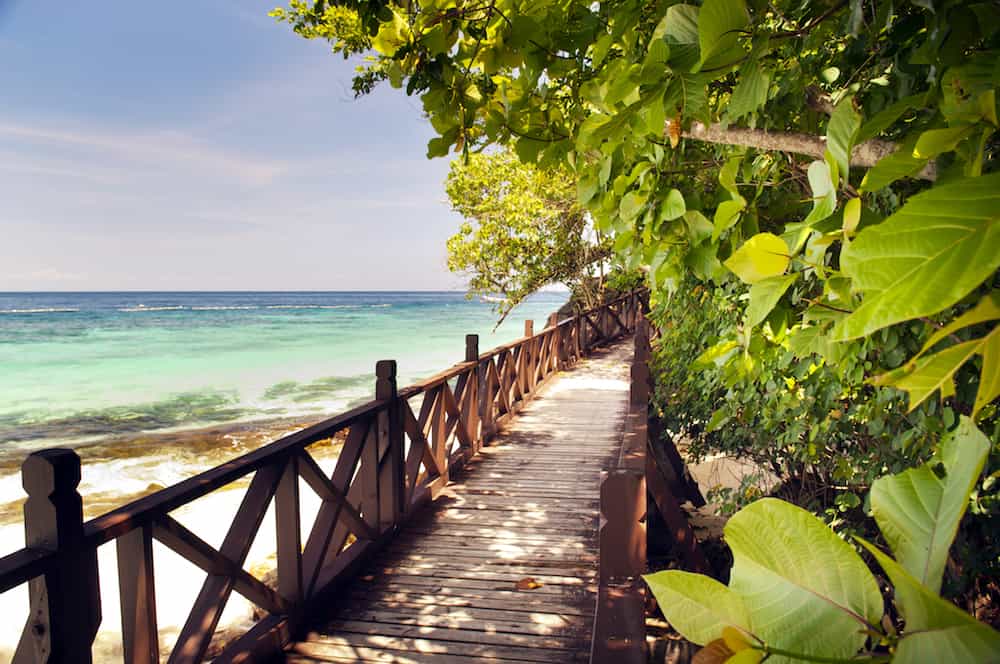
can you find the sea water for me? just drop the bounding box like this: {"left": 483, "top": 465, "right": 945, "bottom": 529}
{"left": 0, "top": 290, "right": 566, "bottom": 660}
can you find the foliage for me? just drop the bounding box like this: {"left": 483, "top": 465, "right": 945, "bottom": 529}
{"left": 272, "top": 0, "right": 999, "bottom": 423}
{"left": 444, "top": 148, "right": 609, "bottom": 320}
{"left": 273, "top": 0, "right": 1000, "bottom": 648}
{"left": 646, "top": 418, "right": 1000, "bottom": 663}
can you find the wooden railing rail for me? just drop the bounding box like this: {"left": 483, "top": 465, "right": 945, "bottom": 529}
{"left": 591, "top": 310, "right": 710, "bottom": 664}
{"left": 0, "top": 289, "right": 647, "bottom": 664}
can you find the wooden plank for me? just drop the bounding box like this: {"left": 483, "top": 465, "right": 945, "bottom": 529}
{"left": 316, "top": 619, "right": 586, "bottom": 652}
{"left": 339, "top": 605, "right": 591, "bottom": 638}
{"left": 292, "top": 633, "right": 586, "bottom": 663}
{"left": 342, "top": 587, "right": 594, "bottom": 617}
{"left": 354, "top": 572, "right": 595, "bottom": 596}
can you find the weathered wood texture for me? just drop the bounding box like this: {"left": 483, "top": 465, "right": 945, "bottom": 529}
{"left": 285, "top": 343, "right": 633, "bottom": 663}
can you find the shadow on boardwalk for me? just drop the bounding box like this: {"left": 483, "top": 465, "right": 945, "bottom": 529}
{"left": 282, "top": 342, "right": 633, "bottom": 663}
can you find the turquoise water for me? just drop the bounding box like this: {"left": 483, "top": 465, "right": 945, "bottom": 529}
{"left": 0, "top": 291, "right": 565, "bottom": 515}
{"left": 1, "top": 292, "right": 579, "bottom": 658}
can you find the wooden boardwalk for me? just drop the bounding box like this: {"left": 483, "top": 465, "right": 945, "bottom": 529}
{"left": 284, "top": 342, "right": 633, "bottom": 663}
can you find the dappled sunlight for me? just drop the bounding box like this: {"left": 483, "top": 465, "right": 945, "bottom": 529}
{"left": 283, "top": 340, "right": 632, "bottom": 661}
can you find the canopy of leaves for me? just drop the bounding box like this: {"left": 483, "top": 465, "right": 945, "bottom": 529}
{"left": 444, "top": 148, "right": 609, "bottom": 319}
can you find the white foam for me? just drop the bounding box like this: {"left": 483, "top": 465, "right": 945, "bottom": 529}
{"left": 0, "top": 308, "right": 80, "bottom": 314}
{"left": 0, "top": 446, "right": 337, "bottom": 662}
{"left": 118, "top": 305, "right": 186, "bottom": 312}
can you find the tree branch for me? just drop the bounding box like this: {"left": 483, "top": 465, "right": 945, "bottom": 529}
{"left": 670, "top": 121, "right": 937, "bottom": 181}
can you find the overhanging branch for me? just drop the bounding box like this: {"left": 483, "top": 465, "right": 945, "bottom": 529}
{"left": 671, "top": 121, "right": 937, "bottom": 181}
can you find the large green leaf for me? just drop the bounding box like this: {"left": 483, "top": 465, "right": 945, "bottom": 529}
{"left": 696, "top": 0, "right": 748, "bottom": 71}
{"left": 727, "top": 63, "right": 770, "bottom": 122}
{"left": 643, "top": 570, "right": 752, "bottom": 646}
{"left": 856, "top": 93, "right": 923, "bottom": 143}
{"left": 860, "top": 541, "right": 1000, "bottom": 664}
{"left": 825, "top": 98, "right": 861, "bottom": 188}
{"left": 873, "top": 292, "right": 1000, "bottom": 414}
{"left": 869, "top": 417, "right": 990, "bottom": 593}
{"left": 656, "top": 4, "right": 701, "bottom": 71}
{"left": 746, "top": 274, "right": 798, "bottom": 328}
{"left": 726, "top": 499, "right": 883, "bottom": 663}
{"left": 724, "top": 233, "right": 789, "bottom": 283}
{"left": 801, "top": 160, "right": 837, "bottom": 226}
{"left": 913, "top": 124, "right": 977, "bottom": 159}
{"left": 835, "top": 172, "right": 1000, "bottom": 340}
{"left": 371, "top": 9, "right": 411, "bottom": 55}
{"left": 859, "top": 142, "right": 929, "bottom": 192}
{"left": 874, "top": 340, "right": 981, "bottom": 410}
{"left": 662, "top": 188, "right": 687, "bottom": 221}
{"left": 712, "top": 199, "right": 744, "bottom": 240}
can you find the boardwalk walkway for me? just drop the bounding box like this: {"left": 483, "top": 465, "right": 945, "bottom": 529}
{"left": 284, "top": 342, "right": 633, "bottom": 663}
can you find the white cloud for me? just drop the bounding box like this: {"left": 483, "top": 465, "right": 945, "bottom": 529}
{"left": 0, "top": 120, "right": 286, "bottom": 184}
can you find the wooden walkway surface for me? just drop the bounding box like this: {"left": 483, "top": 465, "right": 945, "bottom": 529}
{"left": 283, "top": 342, "right": 633, "bottom": 663}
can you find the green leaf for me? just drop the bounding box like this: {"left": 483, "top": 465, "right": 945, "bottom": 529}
{"left": 662, "top": 188, "right": 687, "bottom": 221}
{"left": 657, "top": 5, "right": 701, "bottom": 71}
{"left": 643, "top": 570, "right": 751, "bottom": 646}
{"left": 719, "top": 157, "right": 742, "bottom": 200}
{"left": 724, "top": 233, "right": 789, "bottom": 283}
{"left": 876, "top": 293, "right": 1000, "bottom": 414}
{"left": 913, "top": 124, "right": 976, "bottom": 159}
{"left": 859, "top": 143, "right": 929, "bottom": 192}
{"left": 874, "top": 340, "right": 981, "bottom": 410}
{"left": 869, "top": 417, "right": 990, "bottom": 593}
{"left": 802, "top": 160, "right": 837, "bottom": 226}
{"left": 856, "top": 94, "right": 923, "bottom": 143}
{"left": 619, "top": 190, "right": 648, "bottom": 222}
{"left": 666, "top": 71, "right": 712, "bottom": 122}
{"left": 696, "top": 0, "right": 748, "bottom": 71}
{"left": 941, "top": 59, "right": 1000, "bottom": 125}
{"left": 727, "top": 64, "right": 770, "bottom": 122}
{"left": 859, "top": 541, "right": 1000, "bottom": 664}
{"left": 687, "top": 244, "right": 725, "bottom": 281}
{"left": 694, "top": 339, "right": 739, "bottom": 369}
{"left": 835, "top": 172, "right": 1000, "bottom": 339}
{"left": 684, "top": 210, "right": 714, "bottom": 245}
{"left": 713, "top": 199, "right": 745, "bottom": 240}
{"left": 746, "top": 274, "right": 798, "bottom": 328}
{"left": 842, "top": 197, "right": 861, "bottom": 234}
{"left": 371, "top": 9, "right": 411, "bottom": 55}
{"left": 726, "top": 499, "right": 883, "bottom": 661}
{"left": 825, "top": 98, "right": 861, "bottom": 188}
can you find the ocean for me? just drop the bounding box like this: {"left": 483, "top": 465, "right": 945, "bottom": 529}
{"left": 0, "top": 290, "right": 566, "bottom": 659}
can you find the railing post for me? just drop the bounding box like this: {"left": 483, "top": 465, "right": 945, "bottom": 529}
{"left": 522, "top": 319, "right": 534, "bottom": 395}
{"left": 275, "top": 455, "right": 303, "bottom": 609}
{"left": 375, "top": 360, "right": 404, "bottom": 533}
{"left": 117, "top": 524, "right": 159, "bottom": 664}
{"left": 465, "top": 334, "right": 481, "bottom": 453}
{"left": 631, "top": 319, "right": 651, "bottom": 408}
{"left": 14, "top": 449, "right": 101, "bottom": 664}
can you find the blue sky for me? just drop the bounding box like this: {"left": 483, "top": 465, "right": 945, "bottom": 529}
{"left": 0, "top": 0, "right": 467, "bottom": 290}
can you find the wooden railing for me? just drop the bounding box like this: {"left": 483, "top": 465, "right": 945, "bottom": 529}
{"left": 0, "top": 290, "right": 646, "bottom": 664}
{"left": 591, "top": 316, "right": 709, "bottom": 663}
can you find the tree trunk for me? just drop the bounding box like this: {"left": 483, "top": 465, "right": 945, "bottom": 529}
{"left": 673, "top": 121, "right": 937, "bottom": 181}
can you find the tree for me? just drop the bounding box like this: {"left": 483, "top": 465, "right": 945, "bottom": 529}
{"left": 274, "top": 2, "right": 1000, "bottom": 659}
{"left": 444, "top": 148, "right": 610, "bottom": 322}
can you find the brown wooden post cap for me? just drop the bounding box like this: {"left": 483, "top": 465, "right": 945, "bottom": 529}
{"left": 524, "top": 319, "right": 534, "bottom": 336}
{"left": 375, "top": 360, "right": 398, "bottom": 400}
{"left": 22, "top": 449, "right": 81, "bottom": 498}
{"left": 465, "top": 334, "right": 479, "bottom": 362}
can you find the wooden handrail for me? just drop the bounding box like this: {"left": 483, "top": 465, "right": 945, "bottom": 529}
{"left": 0, "top": 289, "right": 648, "bottom": 664}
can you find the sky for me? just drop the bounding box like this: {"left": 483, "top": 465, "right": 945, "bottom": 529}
{"left": 0, "top": 0, "right": 470, "bottom": 291}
